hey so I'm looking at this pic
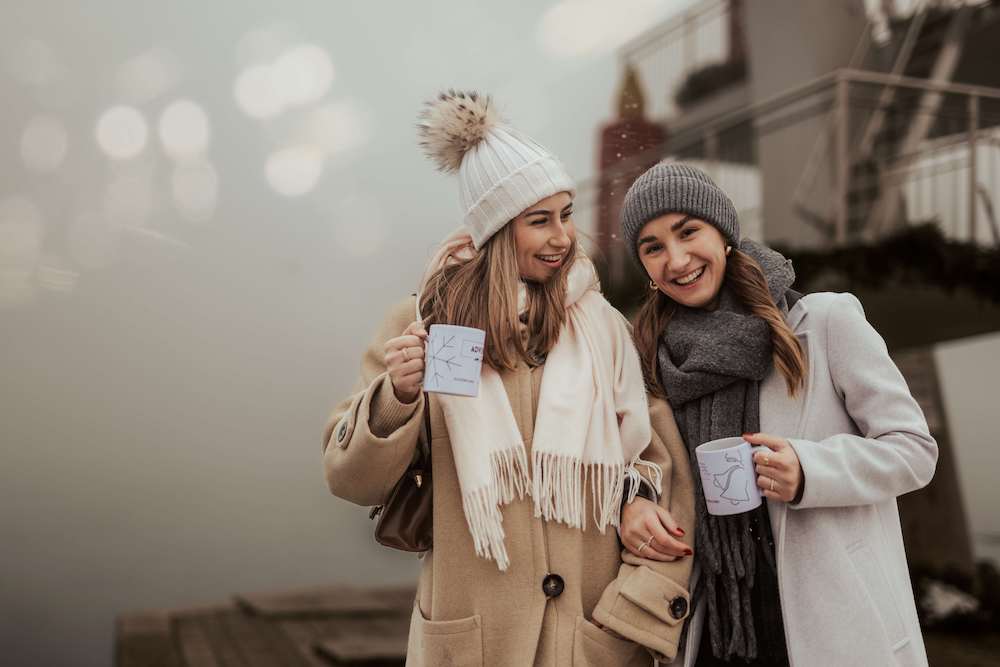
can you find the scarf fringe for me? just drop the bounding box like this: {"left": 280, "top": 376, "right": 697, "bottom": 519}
{"left": 460, "top": 445, "right": 530, "bottom": 571}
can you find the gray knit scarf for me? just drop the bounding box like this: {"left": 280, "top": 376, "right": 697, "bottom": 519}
{"left": 657, "top": 240, "right": 795, "bottom": 662}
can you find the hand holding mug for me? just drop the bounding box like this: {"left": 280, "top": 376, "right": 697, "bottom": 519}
{"left": 384, "top": 321, "right": 427, "bottom": 404}
{"left": 746, "top": 432, "right": 803, "bottom": 503}
{"left": 620, "top": 497, "right": 691, "bottom": 562}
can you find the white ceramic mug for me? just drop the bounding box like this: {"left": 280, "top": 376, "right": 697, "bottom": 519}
{"left": 422, "top": 324, "right": 486, "bottom": 397}
{"left": 694, "top": 437, "right": 768, "bottom": 516}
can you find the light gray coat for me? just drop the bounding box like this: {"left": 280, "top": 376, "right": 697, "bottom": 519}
{"left": 679, "top": 292, "right": 937, "bottom": 667}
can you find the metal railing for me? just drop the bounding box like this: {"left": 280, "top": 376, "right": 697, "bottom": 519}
{"left": 618, "top": 0, "right": 734, "bottom": 120}
{"left": 575, "top": 69, "right": 1000, "bottom": 254}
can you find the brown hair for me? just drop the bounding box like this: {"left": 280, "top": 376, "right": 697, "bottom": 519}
{"left": 633, "top": 249, "right": 806, "bottom": 397}
{"left": 419, "top": 223, "right": 576, "bottom": 371}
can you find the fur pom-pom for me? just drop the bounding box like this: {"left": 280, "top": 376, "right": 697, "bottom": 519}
{"left": 418, "top": 89, "right": 499, "bottom": 173}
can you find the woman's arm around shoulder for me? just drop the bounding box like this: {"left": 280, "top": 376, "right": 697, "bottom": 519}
{"left": 593, "top": 395, "right": 696, "bottom": 662}
{"left": 322, "top": 296, "right": 426, "bottom": 506}
{"left": 789, "top": 292, "right": 938, "bottom": 509}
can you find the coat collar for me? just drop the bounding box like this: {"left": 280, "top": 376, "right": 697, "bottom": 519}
{"left": 785, "top": 295, "right": 808, "bottom": 332}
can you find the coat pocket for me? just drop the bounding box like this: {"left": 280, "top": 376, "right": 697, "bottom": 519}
{"left": 407, "top": 604, "right": 483, "bottom": 666}
{"left": 572, "top": 616, "right": 645, "bottom": 667}
{"left": 846, "top": 541, "right": 907, "bottom": 648}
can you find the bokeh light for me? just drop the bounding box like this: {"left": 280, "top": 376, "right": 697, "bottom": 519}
{"left": 158, "top": 99, "right": 211, "bottom": 160}
{"left": 95, "top": 106, "right": 149, "bottom": 160}
{"left": 115, "top": 48, "right": 181, "bottom": 104}
{"left": 300, "top": 100, "right": 371, "bottom": 157}
{"left": 265, "top": 146, "right": 324, "bottom": 197}
{"left": 273, "top": 44, "right": 334, "bottom": 107}
{"left": 20, "top": 114, "right": 69, "bottom": 172}
{"left": 234, "top": 43, "right": 335, "bottom": 120}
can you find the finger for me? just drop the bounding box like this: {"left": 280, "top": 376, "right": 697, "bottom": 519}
{"left": 402, "top": 321, "right": 429, "bottom": 338}
{"left": 390, "top": 334, "right": 427, "bottom": 351}
{"left": 637, "top": 547, "right": 679, "bottom": 563}
{"left": 654, "top": 505, "right": 687, "bottom": 538}
{"left": 756, "top": 475, "right": 776, "bottom": 493}
{"left": 761, "top": 489, "right": 782, "bottom": 501}
{"left": 645, "top": 519, "right": 691, "bottom": 557}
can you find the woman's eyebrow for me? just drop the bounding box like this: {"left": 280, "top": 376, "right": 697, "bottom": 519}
{"left": 670, "top": 215, "right": 693, "bottom": 232}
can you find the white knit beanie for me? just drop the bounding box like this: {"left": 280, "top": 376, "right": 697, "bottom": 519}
{"left": 418, "top": 90, "right": 575, "bottom": 249}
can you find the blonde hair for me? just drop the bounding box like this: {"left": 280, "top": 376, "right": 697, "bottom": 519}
{"left": 419, "top": 223, "right": 577, "bottom": 370}
{"left": 633, "top": 249, "right": 806, "bottom": 397}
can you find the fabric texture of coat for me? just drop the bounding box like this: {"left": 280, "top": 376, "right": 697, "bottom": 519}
{"left": 679, "top": 292, "right": 938, "bottom": 667}
{"left": 323, "top": 296, "right": 697, "bottom": 666}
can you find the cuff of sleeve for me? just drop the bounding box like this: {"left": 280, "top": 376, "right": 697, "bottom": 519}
{"left": 368, "top": 376, "right": 421, "bottom": 438}
{"left": 787, "top": 438, "right": 821, "bottom": 509}
{"left": 592, "top": 565, "right": 690, "bottom": 660}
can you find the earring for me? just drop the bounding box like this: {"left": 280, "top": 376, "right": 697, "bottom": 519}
{"left": 725, "top": 245, "right": 732, "bottom": 256}
{"left": 649, "top": 279, "right": 658, "bottom": 290}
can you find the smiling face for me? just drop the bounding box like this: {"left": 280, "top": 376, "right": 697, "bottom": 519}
{"left": 511, "top": 191, "right": 575, "bottom": 283}
{"left": 637, "top": 212, "right": 729, "bottom": 309}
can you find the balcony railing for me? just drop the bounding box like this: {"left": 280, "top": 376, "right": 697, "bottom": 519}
{"left": 576, "top": 68, "right": 1000, "bottom": 257}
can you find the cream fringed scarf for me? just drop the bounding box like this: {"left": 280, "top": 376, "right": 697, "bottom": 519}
{"left": 419, "top": 230, "right": 661, "bottom": 571}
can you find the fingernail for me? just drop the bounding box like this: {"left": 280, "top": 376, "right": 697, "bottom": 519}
{"left": 674, "top": 527, "right": 685, "bottom": 536}
{"left": 684, "top": 548, "right": 693, "bottom": 556}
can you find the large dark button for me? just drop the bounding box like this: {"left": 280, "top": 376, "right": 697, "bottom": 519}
{"left": 542, "top": 574, "right": 564, "bottom": 598}
{"left": 669, "top": 596, "right": 688, "bottom": 619}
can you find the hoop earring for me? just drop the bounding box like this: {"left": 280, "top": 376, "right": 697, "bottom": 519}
{"left": 649, "top": 280, "right": 658, "bottom": 290}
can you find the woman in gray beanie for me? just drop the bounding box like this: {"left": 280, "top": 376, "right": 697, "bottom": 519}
{"left": 618, "top": 162, "right": 937, "bottom": 666}
{"left": 323, "top": 93, "right": 696, "bottom": 666}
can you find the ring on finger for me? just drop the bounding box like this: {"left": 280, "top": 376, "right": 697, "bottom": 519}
{"left": 763, "top": 455, "right": 770, "bottom": 466}
{"left": 638, "top": 535, "right": 655, "bottom": 555}
{"left": 770, "top": 478, "right": 776, "bottom": 492}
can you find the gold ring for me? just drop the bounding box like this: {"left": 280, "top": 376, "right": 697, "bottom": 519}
{"left": 764, "top": 455, "right": 770, "bottom": 466}
{"left": 770, "top": 478, "right": 775, "bottom": 492}
{"left": 638, "top": 535, "right": 655, "bottom": 555}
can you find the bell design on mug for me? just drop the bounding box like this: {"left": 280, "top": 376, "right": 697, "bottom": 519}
{"left": 713, "top": 451, "right": 751, "bottom": 505}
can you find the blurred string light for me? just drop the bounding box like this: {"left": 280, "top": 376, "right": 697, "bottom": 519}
{"left": 171, "top": 159, "right": 219, "bottom": 222}
{"left": 95, "top": 106, "right": 149, "bottom": 160}
{"left": 158, "top": 99, "right": 211, "bottom": 160}
{"left": 0, "top": 196, "right": 44, "bottom": 308}
{"left": 266, "top": 146, "right": 325, "bottom": 197}
{"left": 233, "top": 42, "right": 334, "bottom": 120}
{"left": 20, "top": 115, "right": 68, "bottom": 172}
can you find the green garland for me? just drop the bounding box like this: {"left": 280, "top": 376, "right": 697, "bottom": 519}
{"left": 776, "top": 224, "right": 1000, "bottom": 303}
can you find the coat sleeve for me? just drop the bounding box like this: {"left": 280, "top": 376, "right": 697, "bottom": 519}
{"left": 322, "top": 297, "right": 426, "bottom": 507}
{"left": 592, "top": 396, "right": 696, "bottom": 662}
{"left": 789, "top": 293, "right": 938, "bottom": 509}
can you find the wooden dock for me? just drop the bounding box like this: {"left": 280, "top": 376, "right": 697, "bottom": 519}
{"left": 115, "top": 585, "right": 414, "bottom": 666}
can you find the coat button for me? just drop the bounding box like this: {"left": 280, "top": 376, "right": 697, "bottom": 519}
{"left": 669, "top": 596, "right": 688, "bottom": 619}
{"left": 336, "top": 421, "right": 348, "bottom": 442}
{"left": 542, "top": 574, "right": 564, "bottom": 598}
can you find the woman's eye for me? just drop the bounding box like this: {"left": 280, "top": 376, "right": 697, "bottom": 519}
{"left": 560, "top": 209, "right": 573, "bottom": 220}
{"left": 529, "top": 217, "right": 547, "bottom": 226}
{"left": 681, "top": 225, "right": 697, "bottom": 238}
{"left": 643, "top": 243, "right": 662, "bottom": 255}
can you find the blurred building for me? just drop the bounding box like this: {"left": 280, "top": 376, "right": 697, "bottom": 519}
{"left": 590, "top": 0, "right": 1000, "bottom": 588}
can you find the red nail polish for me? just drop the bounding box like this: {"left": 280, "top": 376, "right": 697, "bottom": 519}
{"left": 684, "top": 548, "right": 693, "bottom": 556}
{"left": 675, "top": 528, "right": 685, "bottom": 536}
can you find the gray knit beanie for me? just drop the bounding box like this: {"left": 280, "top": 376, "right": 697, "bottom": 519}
{"left": 620, "top": 162, "right": 739, "bottom": 267}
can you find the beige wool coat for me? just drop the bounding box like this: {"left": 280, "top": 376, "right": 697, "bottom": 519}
{"left": 323, "top": 297, "right": 696, "bottom": 666}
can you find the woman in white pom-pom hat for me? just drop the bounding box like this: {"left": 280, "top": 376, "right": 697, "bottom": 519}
{"left": 322, "top": 90, "right": 696, "bottom": 666}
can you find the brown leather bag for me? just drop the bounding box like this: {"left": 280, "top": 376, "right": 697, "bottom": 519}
{"left": 369, "top": 396, "right": 432, "bottom": 552}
